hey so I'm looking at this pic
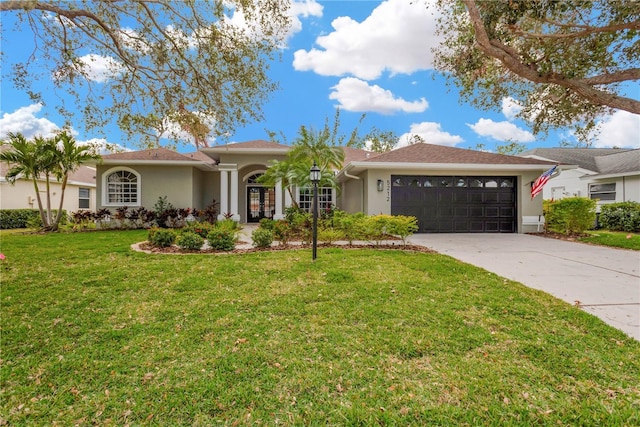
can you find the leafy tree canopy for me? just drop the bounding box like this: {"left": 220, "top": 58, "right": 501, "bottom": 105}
{"left": 432, "top": 0, "right": 639, "bottom": 144}
{"left": 1, "top": 0, "right": 291, "bottom": 148}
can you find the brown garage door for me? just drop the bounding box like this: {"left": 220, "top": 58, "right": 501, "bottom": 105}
{"left": 391, "top": 175, "right": 516, "bottom": 233}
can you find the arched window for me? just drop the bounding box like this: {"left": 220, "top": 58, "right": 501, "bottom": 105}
{"left": 103, "top": 168, "right": 140, "bottom": 205}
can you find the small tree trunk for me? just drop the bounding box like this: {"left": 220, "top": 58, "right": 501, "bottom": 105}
{"left": 52, "top": 174, "right": 69, "bottom": 231}
{"left": 31, "top": 177, "right": 47, "bottom": 228}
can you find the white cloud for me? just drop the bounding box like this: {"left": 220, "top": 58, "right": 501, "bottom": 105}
{"left": 0, "top": 104, "right": 60, "bottom": 139}
{"left": 293, "top": 0, "right": 441, "bottom": 79}
{"left": 502, "top": 97, "right": 523, "bottom": 121}
{"left": 78, "top": 54, "right": 122, "bottom": 83}
{"left": 592, "top": 110, "right": 640, "bottom": 148}
{"left": 223, "top": 0, "right": 322, "bottom": 47}
{"left": 288, "top": 0, "right": 324, "bottom": 39}
{"left": 0, "top": 104, "right": 127, "bottom": 152}
{"left": 77, "top": 138, "right": 130, "bottom": 154}
{"left": 329, "top": 77, "right": 428, "bottom": 114}
{"left": 397, "top": 122, "right": 463, "bottom": 147}
{"left": 467, "top": 118, "right": 535, "bottom": 143}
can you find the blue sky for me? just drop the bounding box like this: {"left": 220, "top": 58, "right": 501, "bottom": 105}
{"left": 1, "top": 0, "right": 638, "bottom": 153}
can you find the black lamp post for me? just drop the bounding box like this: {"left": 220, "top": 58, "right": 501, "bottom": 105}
{"left": 310, "top": 162, "right": 321, "bottom": 260}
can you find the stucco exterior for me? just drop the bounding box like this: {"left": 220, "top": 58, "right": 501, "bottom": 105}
{"left": 1, "top": 167, "right": 96, "bottom": 212}
{"left": 97, "top": 141, "right": 563, "bottom": 233}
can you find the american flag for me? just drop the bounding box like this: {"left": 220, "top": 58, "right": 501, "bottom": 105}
{"left": 531, "top": 165, "right": 557, "bottom": 199}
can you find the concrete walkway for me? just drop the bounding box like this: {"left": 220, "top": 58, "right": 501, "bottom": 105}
{"left": 408, "top": 233, "right": 640, "bottom": 340}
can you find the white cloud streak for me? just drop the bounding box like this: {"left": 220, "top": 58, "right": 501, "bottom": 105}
{"left": 467, "top": 118, "right": 535, "bottom": 143}
{"left": 397, "top": 122, "right": 463, "bottom": 147}
{"left": 329, "top": 77, "right": 428, "bottom": 114}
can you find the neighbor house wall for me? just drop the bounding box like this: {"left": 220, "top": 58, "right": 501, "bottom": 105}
{"left": 1, "top": 178, "right": 95, "bottom": 212}
{"left": 544, "top": 169, "right": 590, "bottom": 200}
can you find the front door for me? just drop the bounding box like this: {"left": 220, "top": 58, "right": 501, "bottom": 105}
{"left": 247, "top": 187, "right": 275, "bottom": 223}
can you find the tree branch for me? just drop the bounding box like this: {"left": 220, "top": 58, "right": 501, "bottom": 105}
{"left": 462, "top": 0, "right": 640, "bottom": 114}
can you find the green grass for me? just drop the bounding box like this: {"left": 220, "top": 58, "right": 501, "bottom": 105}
{"left": 579, "top": 230, "right": 640, "bottom": 250}
{"left": 1, "top": 230, "right": 639, "bottom": 426}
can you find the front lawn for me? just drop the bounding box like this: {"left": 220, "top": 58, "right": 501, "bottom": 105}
{"left": 579, "top": 230, "right": 640, "bottom": 251}
{"left": 1, "top": 230, "right": 638, "bottom": 426}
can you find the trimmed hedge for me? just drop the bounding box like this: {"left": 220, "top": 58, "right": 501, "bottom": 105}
{"left": 0, "top": 209, "right": 41, "bottom": 229}
{"left": 0, "top": 209, "right": 67, "bottom": 229}
{"left": 598, "top": 202, "right": 640, "bottom": 232}
{"left": 545, "top": 197, "right": 596, "bottom": 235}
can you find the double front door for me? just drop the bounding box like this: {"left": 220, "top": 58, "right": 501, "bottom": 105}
{"left": 247, "top": 187, "right": 275, "bottom": 222}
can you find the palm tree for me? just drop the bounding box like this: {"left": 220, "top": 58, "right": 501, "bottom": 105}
{"left": 0, "top": 131, "right": 101, "bottom": 231}
{"left": 50, "top": 131, "right": 102, "bottom": 230}
{"left": 0, "top": 133, "right": 49, "bottom": 227}
{"left": 289, "top": 125, "right": 345, "bottom": 171}
{"left": 257, "top": 158, "right": 300, "bottom": 208}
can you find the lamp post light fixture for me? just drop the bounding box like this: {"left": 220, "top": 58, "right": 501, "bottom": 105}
{"left": 310, "top": 162, "right": 321, "bottom": 261}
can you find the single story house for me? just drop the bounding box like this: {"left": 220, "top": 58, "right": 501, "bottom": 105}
{"left": 521, "top": 148, "right": 640, "bottom": 206}
{"left": 97, "top": 140, "right": 564, "bottom": 233}
{"left": 1, "top": 144, "right": 96, "bottom": 212}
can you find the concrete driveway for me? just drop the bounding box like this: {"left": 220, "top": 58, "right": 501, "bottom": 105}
{"left": 408, "top": 233, "right": 640, "bottom": 341}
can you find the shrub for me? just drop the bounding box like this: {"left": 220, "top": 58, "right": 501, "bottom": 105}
{"left": 71, "top": 210, "right": 95, "bottom": 230}
{"left": 318, "top": 228, "right": 344, "bottom": 244}
{"left": 176, "top": 231, "right": 204, "bottom": 250}
{"left": 154, "top": 196, "right": 175, "bottom": 228}
{"left": 148, "top": 228, "right": 176, "bottom": 248}
{"left": 259, "top": 218, "right": 275, "bottom": 231}
{"left": 598, "top": 202, "right": 640, "bottom": 232}
{"left": 252, "top": 228, "right": 274, "bottom": 248}
{"left": 333, "top": 211, "right": 366, "bottom": 244}
{"left": 384, "top": 215, "right": 419, "bottom": 246}
{"left": 183, "top": 221, "right": 213, "bottom": 238}
{"left": 545, "top": 197, "right": 597, "bottom": 235}
{"left": 273, "top": 220, "right": 291, "bottom": 245}
{"left": 0, "top": 209, "right": 41, "bottom": 229}
{"left": 198, "top": 199, "right": 219, "bottom": 223}
{"left": 217, "top": 218, "right": 239, "bottom": 232}
{"left": 207, "top": 228, "right": 236, "bottom": 251}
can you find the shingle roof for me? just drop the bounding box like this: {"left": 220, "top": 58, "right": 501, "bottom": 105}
{"left": 342, "top": 146, "right": 374, "bottom": 164}
{"left": 102, "top": 147, "right": 212, "bottom": 163}
{"left": 363, "top": 143, "right": 555, "bottom": 165}
{"left": 521, "top": 148, "right": 635, "bottom": 172}
{"left": 209, "top": 140, "right": 290, "bottom": 150}
{"left": 594, "top": 149, "right": 640, "bottom": 175}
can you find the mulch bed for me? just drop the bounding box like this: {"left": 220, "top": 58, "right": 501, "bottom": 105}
{"left": 135, "top": 241, "right": 435, "bottom": 255}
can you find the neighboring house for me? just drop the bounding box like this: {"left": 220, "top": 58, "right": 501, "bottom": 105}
{"left": 0, "top": 147, "right": 97, "bottom": 212}
{"left": 96, "top": 140, "right": 561, "bottom": 233}
{"left": 521, "top": 148, "right": 640, "bottom": 206}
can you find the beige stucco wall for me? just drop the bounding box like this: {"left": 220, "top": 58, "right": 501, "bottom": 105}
{"left": 97, "top": 165, "right": 201, "bottom": 211}
{"left": 192, "top": 169, "right": 218, "bottom": 209}
{"left": 341, "top": 169, "right": 546, "bottom": 233}
{"left": 1, "top": 179, "right": 95, "bottom": 212}
{"left": 339, "top": 174, "right": 365, "bottom": 213}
